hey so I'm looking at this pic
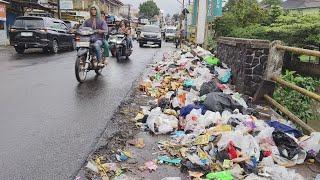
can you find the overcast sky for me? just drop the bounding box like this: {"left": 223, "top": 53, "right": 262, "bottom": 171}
{"left": 120, "top": 0, "right": 182, "bottom": 15}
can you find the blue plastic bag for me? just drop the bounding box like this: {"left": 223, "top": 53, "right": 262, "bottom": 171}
{"left": 267, "top": 121, "right": 303, "bottom": 138}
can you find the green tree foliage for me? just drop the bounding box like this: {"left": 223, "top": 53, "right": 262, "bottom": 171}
{"left": 227, "top": 13, "right": 320, "bottom": 47}
{"left": 273, "top": 71, "right": 320, "bottom": 121}
{"left": 139, "top": 0, "right": 160, "bottom": 19}
{"left": 214, "top": 0, "right": 320, "bottom": 48}
{"left": 214, "top": 0, "right": 267, "bottom": 36}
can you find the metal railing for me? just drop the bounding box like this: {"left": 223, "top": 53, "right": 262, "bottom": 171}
{"left": 265, "top": 44, "right": 320, "bottom": 134}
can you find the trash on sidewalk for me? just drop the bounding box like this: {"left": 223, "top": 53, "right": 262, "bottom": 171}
{"left": 206, "top": 170, "right": 233, "bottom": 180}
{"left": 85, "top": 161, "right": 99, "bottom": 173}
{"left": 146, "top": 107, "right": 178, "bottom": 134}
{"left": 142, "top": 160, "right": 158, "bottom": 172}
{"left": 116, "top": 149, "right": 132, "bottom": 162}
{"left": 128, "top": 138, "right": 145, "bottom": 149}
{"left": 84, "top": 46, "right": 314, "bottom": 180}
{"left": 204, "top": 55, "right": 220, "bottom": 66}
{"left": 215, "top": 66, "right": 232, "bottom": 84}
{"left": 158, "top": 155, "right": 182, "bottom": 166}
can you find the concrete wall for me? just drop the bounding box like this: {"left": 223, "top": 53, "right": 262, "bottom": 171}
{"left": 217, "top": 37, "right": 271, "bottom": 96}
{"left": 0, "top": 22, "right": 8, "bottom": 46}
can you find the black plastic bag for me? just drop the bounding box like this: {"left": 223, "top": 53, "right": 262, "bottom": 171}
{"left": 272, "top": 130, "right": 301, "bottom": 160}
{"left": 203, "top": 92, "right": 244, "bottom": 113}
{"left": 199, "top": 81, "right": 221, "bottom": 96}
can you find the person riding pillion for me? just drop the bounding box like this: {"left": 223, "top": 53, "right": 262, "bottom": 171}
{"left": 82, "top": 5, "right": 108, "bottom": 67}
{"left": 100, "top": 11, "right": 110, "bottom": 58}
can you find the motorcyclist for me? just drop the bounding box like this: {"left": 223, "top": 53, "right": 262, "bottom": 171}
{"left": 82, "top": 5, "right": 108, "bottom": 67}
{"left": 124, "top": 21, "right": 133, "bottom": 49}
{"left": 119, "top": 21, "right": 132, "bottom": 49}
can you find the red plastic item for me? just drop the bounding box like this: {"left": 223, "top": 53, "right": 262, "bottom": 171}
{"left": 263, "top": 150, "right": 272, "bottom": 157}
{"left": 227, "top": 141, "right": 238, "bottom": 159}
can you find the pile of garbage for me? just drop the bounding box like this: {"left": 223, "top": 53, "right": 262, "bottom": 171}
{"left": 81, "top": 46, "right": 320, "bottom": 180}
{"left": 135, "top": 46, "right": 320, "bottom": 179}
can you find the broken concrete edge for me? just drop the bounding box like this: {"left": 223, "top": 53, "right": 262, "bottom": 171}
{"left": 72, "top": 49, "right": 164, "bottom": 180}
{"left": 218, "top": 37, "right": 270, "bottom": 49}
{"left": 263, "top": 40, "right": 284, "bottom": 80}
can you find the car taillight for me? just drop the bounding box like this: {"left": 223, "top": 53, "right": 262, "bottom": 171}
{"left": 75, "top": 36, "right": 80, "bottom": 42}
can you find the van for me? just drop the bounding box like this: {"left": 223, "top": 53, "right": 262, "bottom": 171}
{"left": 164, "top": 26, "right": 177, "bottom": 42}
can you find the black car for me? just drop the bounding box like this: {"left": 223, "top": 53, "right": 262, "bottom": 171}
{"left": 138, "top": 25, "right": 162, "bottom": 48}
{"left": 9, "top": 16, "right": 75, "bottom": 54}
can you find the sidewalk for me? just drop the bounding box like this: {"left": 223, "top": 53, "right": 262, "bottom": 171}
{"left": 76, "top": 46, "right": 320, "bottom": 180}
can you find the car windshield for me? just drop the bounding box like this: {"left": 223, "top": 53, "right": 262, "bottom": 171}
{"left": 166, "top": 29, "right": 176, "bottom": 33}
{"left": 64, "top": 22, "right": 72, "bottom": 29}
{"left": 142, "top": 26, "right": 160, "bottom": 33}
{"left": 13, "top": 18, "right": 44, "bottom": 28}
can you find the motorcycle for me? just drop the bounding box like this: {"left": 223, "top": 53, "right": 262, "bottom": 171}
{"left": 108, "top": 31, "right": 132, "bottom": 61}
{"left": 74, "top": 27, "right": 106, "bottom": 83}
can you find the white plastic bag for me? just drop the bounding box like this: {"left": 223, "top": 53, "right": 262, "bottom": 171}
{"left": 299, "top": 132, "right": 320, "bottom": 153}
{"left": 231, "top": 92, "right": 248, "bottom": 109}
{"left": 147, "top": 107, "right": 178, "bottom": 135}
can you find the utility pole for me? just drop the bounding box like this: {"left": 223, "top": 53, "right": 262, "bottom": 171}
{"left": 179, "top": 0, "right": 184, "bottom": 48}
{"left": 128, "top": 4, "right": 131, "bottom": 20}
{"left": 57, "top": 0, "right": 61, "bottom": 19}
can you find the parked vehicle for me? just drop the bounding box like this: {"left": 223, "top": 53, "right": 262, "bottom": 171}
{"left": 9, "top": 16, "right": 75, "bottom": 54}
{"left": 164, "top": 26, "right": 177, "bottom": 42}
{"left": 108, "top": 31, "right": 132, "bottom": 61}
{"left": 138, "top": 25, "right": 162, "bottom": 48}
{"left": 75, "top": 27, "right": 106, "bottom": 83}
{"left": 63, "top": 20, "right": 80, "bottom": 33}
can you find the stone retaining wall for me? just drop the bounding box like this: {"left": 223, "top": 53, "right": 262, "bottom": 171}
{"left": 217, "top": 37, "right": 271, "bottom": 96}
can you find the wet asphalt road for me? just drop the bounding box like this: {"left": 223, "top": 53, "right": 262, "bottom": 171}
{"left": 0, "top": 42, "right": 174, "bottom": 179}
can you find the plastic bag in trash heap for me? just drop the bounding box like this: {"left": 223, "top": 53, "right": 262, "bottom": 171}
{"left": 221, "top": 110, "right": 251, "bottom": 125}
{"left": 262, "top": 164, "right": 304, "bottom": 180}
{"left": 204, "top": 55, "right": 220, "bottom": 66}
{"left": 199, "top": 81, "right": 221, "bottom": 96}
{"left": 267, "top": 120, "right": 303, "bottom": 138}
{"left": 215, "top": 66, "right": 232, "bottom": 84}
{"left": 181, "top": 52, "right": 194, "bottom": 59}
{"left": 231, "top": 93, "right": 248, "bottom": 109}
{"left": 272, "top": 130, "right": 303, "bottom": 160}
{"left": 204, "top": 92, "right": 244, "bottom": 113}
{"left": 146, "top": 107, "right": 178, "bottom": 134}
{"left": 299, "top": 132, "right": 320, "bottom": 153}
{"left": 185, "top": 109, "right": 221, "bottom": 133}
{"left": 217, "top": 132, "right": 260, "bottom": 160}
{"left": 255, "top": 126, "right": 275, "bottom": 145}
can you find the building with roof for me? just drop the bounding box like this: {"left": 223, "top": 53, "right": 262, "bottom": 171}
{"left": 282, "top": 0, "right": 320, "bottom": 14}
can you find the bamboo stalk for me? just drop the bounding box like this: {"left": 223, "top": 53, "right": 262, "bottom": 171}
{"left": 264, "top": 95, "right": 316, "bottom": 134}
{"left": 272, "top": 75, "right": 320, "bottom": 102}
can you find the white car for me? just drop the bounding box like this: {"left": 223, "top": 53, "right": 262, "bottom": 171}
{"left": 165, "top": 26, "right": 177, "bottom": 42}
{"left": 138, "top": 25, "right": 162, "bottom": 48}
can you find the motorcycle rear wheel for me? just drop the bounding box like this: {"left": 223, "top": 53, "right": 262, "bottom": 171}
{"left": 95, "top": 68, "right": 103, "bottom": 75}
{"left": 75, "top": 56, "right": 87, "bottom": 83}
{"left": 116, "top": 49, "right": 121, "bottom": 61}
